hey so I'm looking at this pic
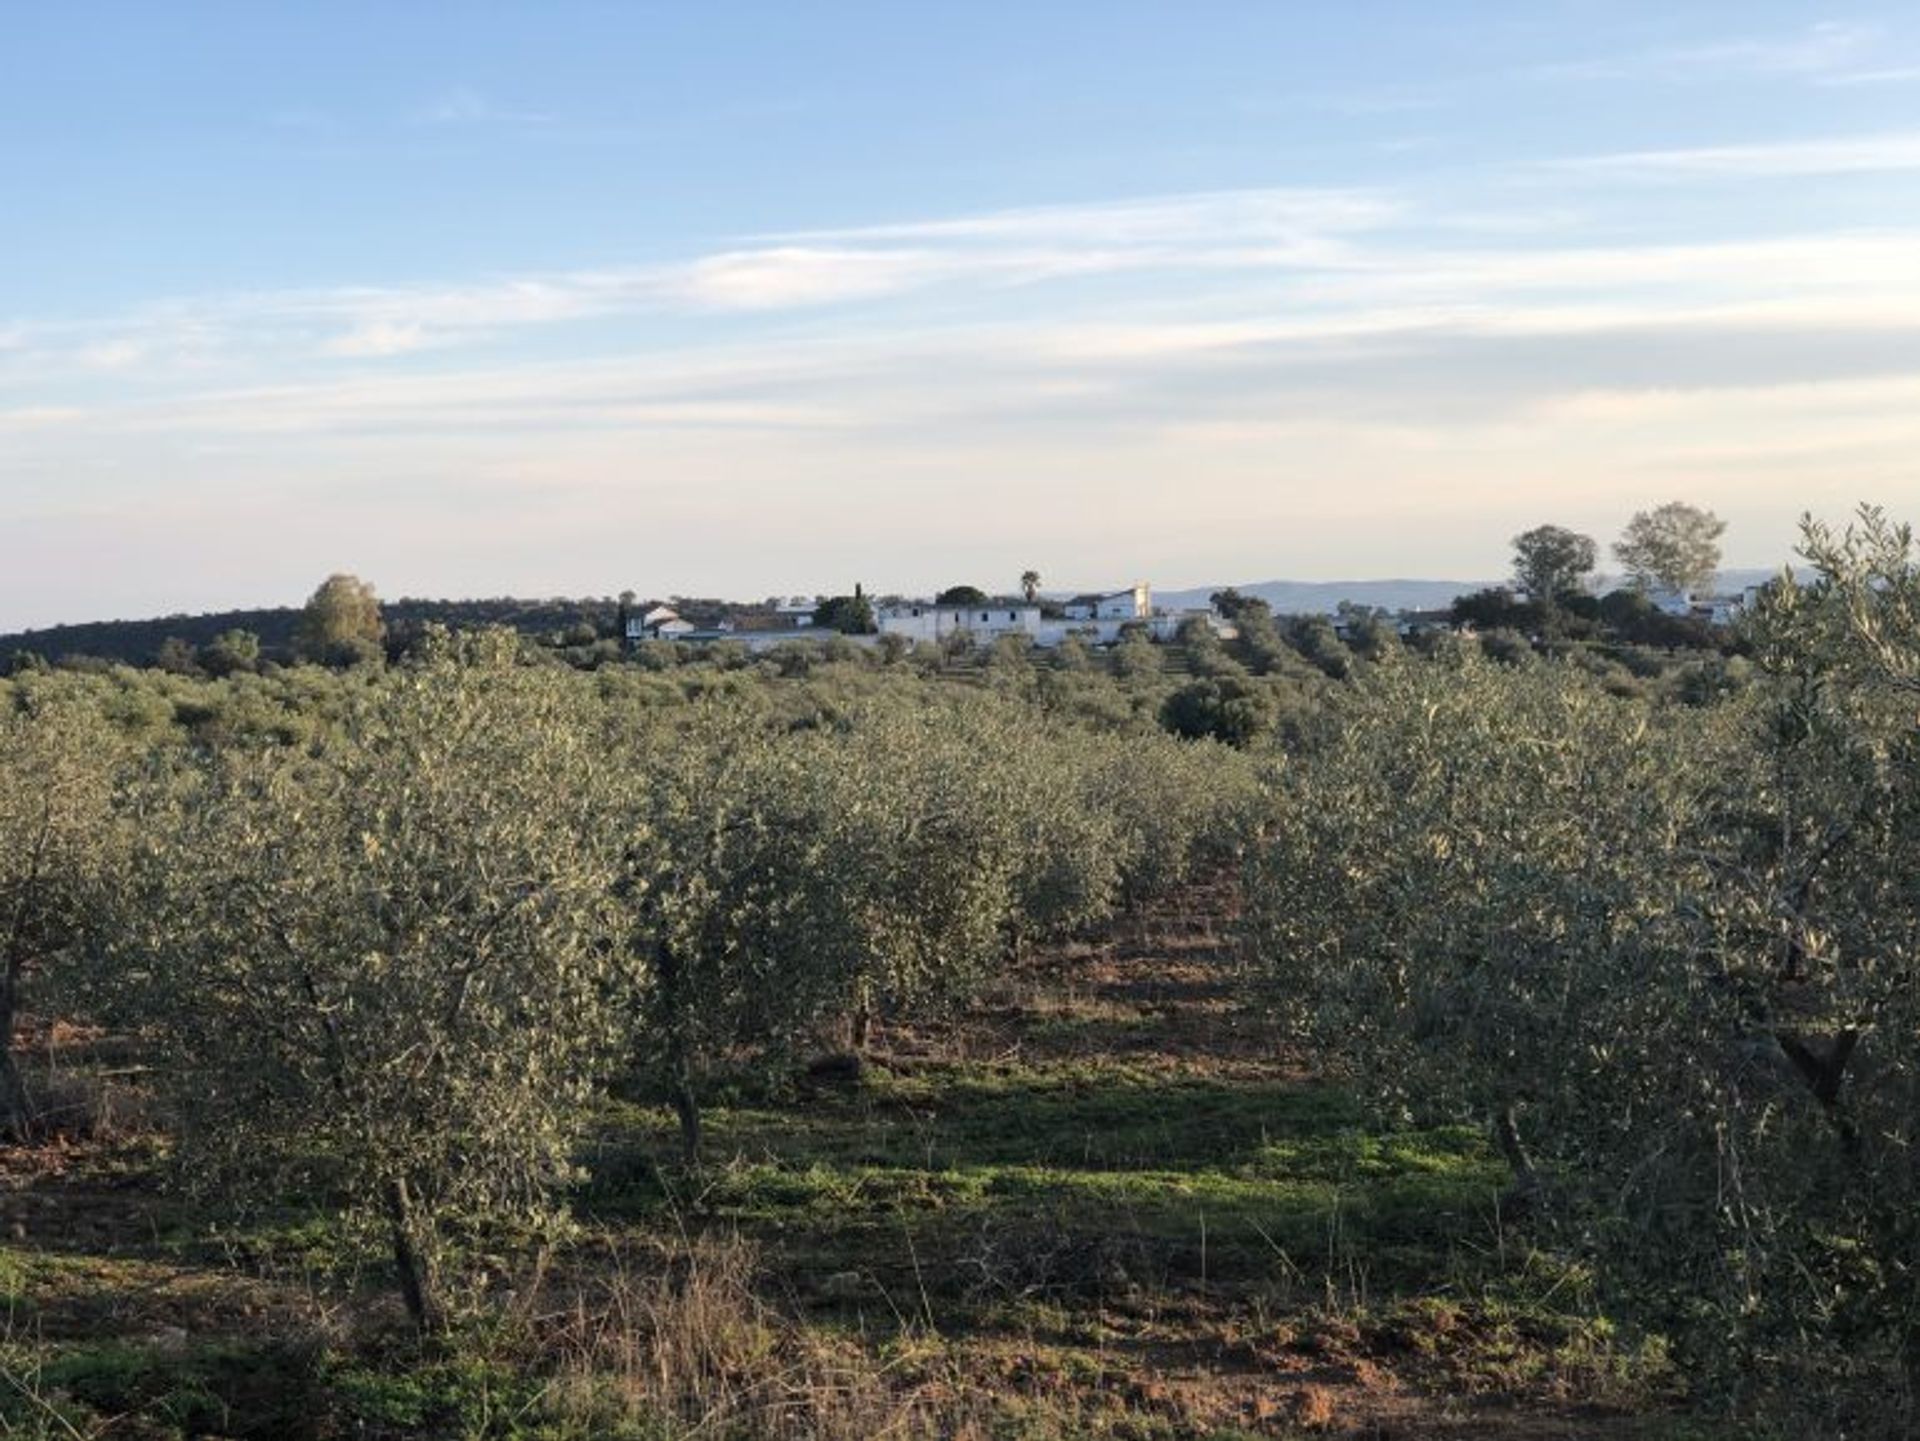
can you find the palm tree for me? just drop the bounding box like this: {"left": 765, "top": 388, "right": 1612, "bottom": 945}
{"left": 1020, "top": 569, "right": 1041, "bottom": 603}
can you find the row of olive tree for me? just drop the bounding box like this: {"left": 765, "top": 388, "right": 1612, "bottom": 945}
{"left": 1243, "top": 506, "right": 1920, "bottom": 1428}
{"left": 604, "top": 690, "right": 1263, "bottom": 1165}
{"left": 2, "top": 652, "right": 1260, "bottom": 1334}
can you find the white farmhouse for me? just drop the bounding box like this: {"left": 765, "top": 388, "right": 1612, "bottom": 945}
{"left": 876, "top": 601, "right": 1044, "bottom": 645}
{"left": 876, "top": 582, "right": 1225, "bottom": 650}
{"left": 1063, "top": 584, "right": 1151, "bottom": 621}
{"left": 625, "top": 604, "right": 696, "bottom": 643}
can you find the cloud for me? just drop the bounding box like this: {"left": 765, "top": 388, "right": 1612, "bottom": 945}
{"left": 0, "top": 406, "right": 84, "bottom": 432}
{"left": 6, "top": 185, "right": 1920, "bottom": 569}
{"left": 677, "top": 247, "right": 956, "bottom": 310}
{"left": 769, "top": 186, "right": 1399, "bottom": 246}
{"left": 77, "top": 339, "right": 148, "bottom": 371}
{"left": 1553, "top": 131, "right": 1920, "bottom": 179}
{"left": 1535, "top": 22, "right": 1880, "bottom": 82}
{"left": 1818, "top": 65, "right": 1920, "bottom": 87}
{"left": 1528, "top": 372, "right": 1920, "bottom": 424}
{"left": 322, "top": 321, "right": 434, "bottom": 357}
{"left": 2, "top": 187, "right": 1410, "bottom": 376}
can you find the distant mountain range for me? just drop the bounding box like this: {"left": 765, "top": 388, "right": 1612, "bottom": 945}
{"left": 1155, "top": 568, "right": 1791, "bottom": 616}
{"left": 1154, "top": 579, "right": 1497, "bottom": 616}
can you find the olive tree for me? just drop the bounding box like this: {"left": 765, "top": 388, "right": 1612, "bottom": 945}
{"left": 112, "top": 661, "right": 619, "bottom": 1332}
{"left": 0, "top": 684, "right": 119, "bottom": 1138}
{"left": 1682, "top": 506, "right": 1920, "bottom": 1415}
{"left": 816, "top": 702, "right": 1024, "bottom": 1047}
{"left": 1080, "top": 729, "right": 1262, "bottom": 913}
{"left": 1245, "top": 523, "right": 1920, "bottom": 1425}
{"left": 608, "top": 698, "right": 1031, "bottom": 1164}
{"left": 1243, "top": 654, "right": 1725, "bottom": 1202}
{"left": 607, "top": 711, "right": 874, "bottom": 1164}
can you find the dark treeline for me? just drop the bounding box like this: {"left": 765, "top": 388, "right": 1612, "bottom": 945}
{"left": 0, "top": 594, "right": 628, "bottom": 671}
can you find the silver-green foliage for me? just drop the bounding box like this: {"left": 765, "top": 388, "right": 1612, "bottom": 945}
{"left": 607, "top": 708, "right": 882, "bottom": 1158}
{"left": 0, "top": 680, "right": 121, "bottom": 1136}
{"left": 114, "top": 661, "right": 619, "bottom": 1329}
{"left": 1246, "top": 514, "right": 1920, "bottom": 1420}
{"left": 1708, "top": 508, "right": 1920, "bottom": 1410}
{"left": 1245, "top": 653, "right": 1724, "bottom": 1175}
{"left": 606, "top": 697, "right": 1031, "bottom": 1157}
{"left": 606, "top": 688, "right": 1264, "bottom": 1162}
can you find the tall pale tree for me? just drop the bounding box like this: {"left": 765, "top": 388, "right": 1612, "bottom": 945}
{"left": 1613, "top": 502, "right": 1727, "bottom": 597}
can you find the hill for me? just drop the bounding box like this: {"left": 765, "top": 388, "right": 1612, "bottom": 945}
{"left": 0, "top": 596, "right": 627, "bottom": 669}
{"left": 1158, "top": 568, "right": 1790, "bottom": 616}
{"left": 1155, "top": 578, "right": 1496, "bottom": 615}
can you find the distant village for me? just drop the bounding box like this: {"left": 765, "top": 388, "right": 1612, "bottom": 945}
{"left": 623, "top": 582, "right": 1238, "bottom": 654}
{"left": 622, "top": 575, "right": 1760, "bottom": 655}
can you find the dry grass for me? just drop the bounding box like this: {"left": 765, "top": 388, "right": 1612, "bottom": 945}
{"left": 538, "top": 1232, "right": 993, "bottom": 1440}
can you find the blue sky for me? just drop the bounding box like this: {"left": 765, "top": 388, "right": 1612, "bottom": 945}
{"left": 4, "top": 2, "right": 1920, "bottom": 627}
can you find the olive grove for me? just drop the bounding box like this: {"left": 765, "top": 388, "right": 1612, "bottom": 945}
{"left": 1244, "top": 508, "right": 1920, "bottom": 1426}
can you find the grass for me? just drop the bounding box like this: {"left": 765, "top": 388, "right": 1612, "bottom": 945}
{"left": 0, "top": 895, "right": 1724, "bottom": 1439}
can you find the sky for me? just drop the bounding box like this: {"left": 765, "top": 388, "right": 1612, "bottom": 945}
{"left": 4, "top": 2, "right": 1920, "bottom": 629}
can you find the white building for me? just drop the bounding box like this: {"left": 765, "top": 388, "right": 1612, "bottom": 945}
{"left": 772, "top": 596, "right": 817, "bottom": 627}
{"left": 876, "top": 587, "right": 1225, "bottom": 650}
{"left": 876, "top": 601, "right": 1044, "bottom": 645}
{"left": 625, "top": 604, "right": 696, "bottom": 643}
{"left": 1063, "top": 584, "right": 1151, "bottom": 621}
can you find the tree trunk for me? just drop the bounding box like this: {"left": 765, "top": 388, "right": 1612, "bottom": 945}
{"left": 849, "top": 980, "right": 873, "bottom": 1054}
{"left": 384, "top": 1177, "right": 444, "bottom": 1336}
{"left": 0, "top": 1051, "right": 29, "bottom": 1144}
{"left": 653, "top": 939, "right": 702, "bottom": 1168}
{"left": 1776, "top": 1028, "right": 1862, "bottom": 1159}
{"left": 1, "top": 815, "right": 46, "bottom": 1147}
{"left": 672, "top": 1074, "right": 701, "bottom": 1168}
{"left": 1494, "top": 1105, "right": 1543, "bottom": 1211}
{"left": 0, "top": 954, "right": 29, "bottom": 1142}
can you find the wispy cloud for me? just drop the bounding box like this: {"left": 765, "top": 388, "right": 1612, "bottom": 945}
{"left": 769, "top": 187, "right": 1398, "bottom": 246}
{"left": 1818, "top": 64, "right": 1920, "bottom": 86}
{"left": 321, "top": 320, "right": 435, "bottom": 358}
{"left": 1, "top": 188, "right": 1407, "bottom": 369}
{"left": 411, "top": 86, "right": 551, "bottom": 128}
{"left": 1535, "top": 21, "right": 1881, "bottom": 83}
{"left": 0, "top": 406, "right": 84, "bottom": 433}
{"left": 7, "top": 181, "right": 1919, "bottom": 574}
{"left": 1552, "top": 130, "right": 1920, "bottom": 179}
{"left": 677, "top": 247, "right": 961, "bottom": 310}
{"left": 76, "top": 339, "right": 148, "bottom": 371}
